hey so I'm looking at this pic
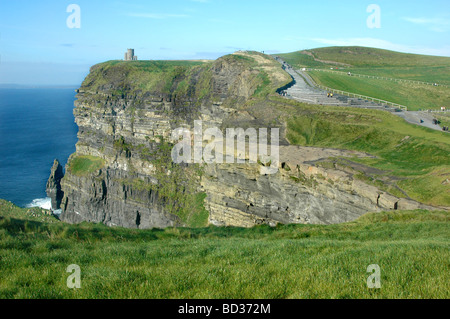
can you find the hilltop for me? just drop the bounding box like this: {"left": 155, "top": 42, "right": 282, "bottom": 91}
{"left": 278, "top": 46, "right": 450, "bottom": 71}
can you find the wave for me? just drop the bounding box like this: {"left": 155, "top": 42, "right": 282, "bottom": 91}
{"left": 26, "top": 197, "right": 52, "bottom": 210}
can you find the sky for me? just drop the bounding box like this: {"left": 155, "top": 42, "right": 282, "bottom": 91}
{"left": 0, "top": 0, "right": 449, "bottom": 85}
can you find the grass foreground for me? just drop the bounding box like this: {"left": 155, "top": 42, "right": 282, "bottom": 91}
{"left": 0, "top": 199, "right": 448, "bottom": 299}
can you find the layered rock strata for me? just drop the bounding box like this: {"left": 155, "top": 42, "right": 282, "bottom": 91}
{"left": 53, "top": 52, "right": 440, "bottom": 229}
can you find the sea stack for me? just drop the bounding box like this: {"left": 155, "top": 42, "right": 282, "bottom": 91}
{"left": 46, "top": 159, "right": 64, "bottom": 210}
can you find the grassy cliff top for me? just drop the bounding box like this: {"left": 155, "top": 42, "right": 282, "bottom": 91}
{"left": 80, "top": 51, "right": 291, "bottom": 102}
{"left": 81, "top": 59, "right": 210, "bottom": 96}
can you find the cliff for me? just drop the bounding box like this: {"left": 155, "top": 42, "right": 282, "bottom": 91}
{"left": 56, "top": 51, "right": 438, "bottom": 229}
{"left": 46, "top": 159, "right": 64, "bottom": 210}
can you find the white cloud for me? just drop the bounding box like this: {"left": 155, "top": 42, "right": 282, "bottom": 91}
{"left": 402, "top": 17, "right": 449, "bottom": 33}
{"left": 309, "top": 37, "right": 450, "bottom": 57}
{"left": 127, "top": 13, "right": 189, "bottom": 19}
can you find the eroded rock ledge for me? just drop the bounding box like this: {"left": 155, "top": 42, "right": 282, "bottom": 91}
{"left": 202, "top": 146, "right": 434, "bottom": 227}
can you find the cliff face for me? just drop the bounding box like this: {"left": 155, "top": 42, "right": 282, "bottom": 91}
{"left": 46, "top": 159, "right": 64, "bottom": 210}
{"left": 59, "top": 53, "right": 276, "bottom": 228}
{"left": 202, "top": 145, "right": 434, "bottom": 227}
{"left": 58, "top": 52, "right": 434, "bottom": 229}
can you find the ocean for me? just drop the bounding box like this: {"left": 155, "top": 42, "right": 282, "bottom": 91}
{"left": 0, "top": 88, "right": 79, "bottom": 209}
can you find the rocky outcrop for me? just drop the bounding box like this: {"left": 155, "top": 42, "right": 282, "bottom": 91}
{"left": 58, "top": 52, "right": 281, "bottom": 229}
{"left": 46, "top": 159, "right": 64, "bottom": 210}
{"left": 201, "top": 145, "right": 436, "bottom": 226}
{"left": 60, "top": 166, "right": 175, "bottom": 228}
{"left": 57, "top": 51, "right": 442, "bottom": 229}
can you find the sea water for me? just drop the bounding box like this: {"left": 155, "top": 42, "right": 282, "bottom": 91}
{"left": 0, "top": 88, "right": 78, "bottom": 209}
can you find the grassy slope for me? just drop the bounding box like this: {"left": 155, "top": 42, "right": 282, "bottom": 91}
{"left": 277, "top": 46, "right": 450, "bottom": 110}
{"left": 308, "top": 70, "right": 449, "bottom": 110}
{"left": 0, "top": 200, "right": 448, "bottom": 299}
{"left": 304, "top": 46, "right": 450, "bottom": 68}
{"left": 343, "top": 66, "right": 450, "bottom": 85}
{"left": 67, "top": 155, "right": 105, "bottom": 176}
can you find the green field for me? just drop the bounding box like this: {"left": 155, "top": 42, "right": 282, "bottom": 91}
{"left": 307, "top": 70, "right": 449, "bottom": 110}
{"left": 0, "top": 200, "right": 448, "bottom": 299}
{"left": 341, "top": 67, "right": 450, "bottom": 85}
{"left": 277, "top": 46, "right": 450, "bottom": 110}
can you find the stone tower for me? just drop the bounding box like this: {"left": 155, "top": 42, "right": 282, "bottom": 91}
{"left": 124, "top": 49, "right": 138, "bottom": 61}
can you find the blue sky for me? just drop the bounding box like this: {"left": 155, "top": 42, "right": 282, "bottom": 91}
{"left": 0, "top": 0, "right": 449, "bottom": 85}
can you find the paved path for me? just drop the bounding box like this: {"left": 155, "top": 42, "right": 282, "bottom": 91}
{"left": 275, "top": 57, "right": 447, "bottom": 132}
{"left": 396, "top": 111, "right": 445, "bottom": 131}
{"left": 277, "top": 58, "right": 395, "bottom": 110}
